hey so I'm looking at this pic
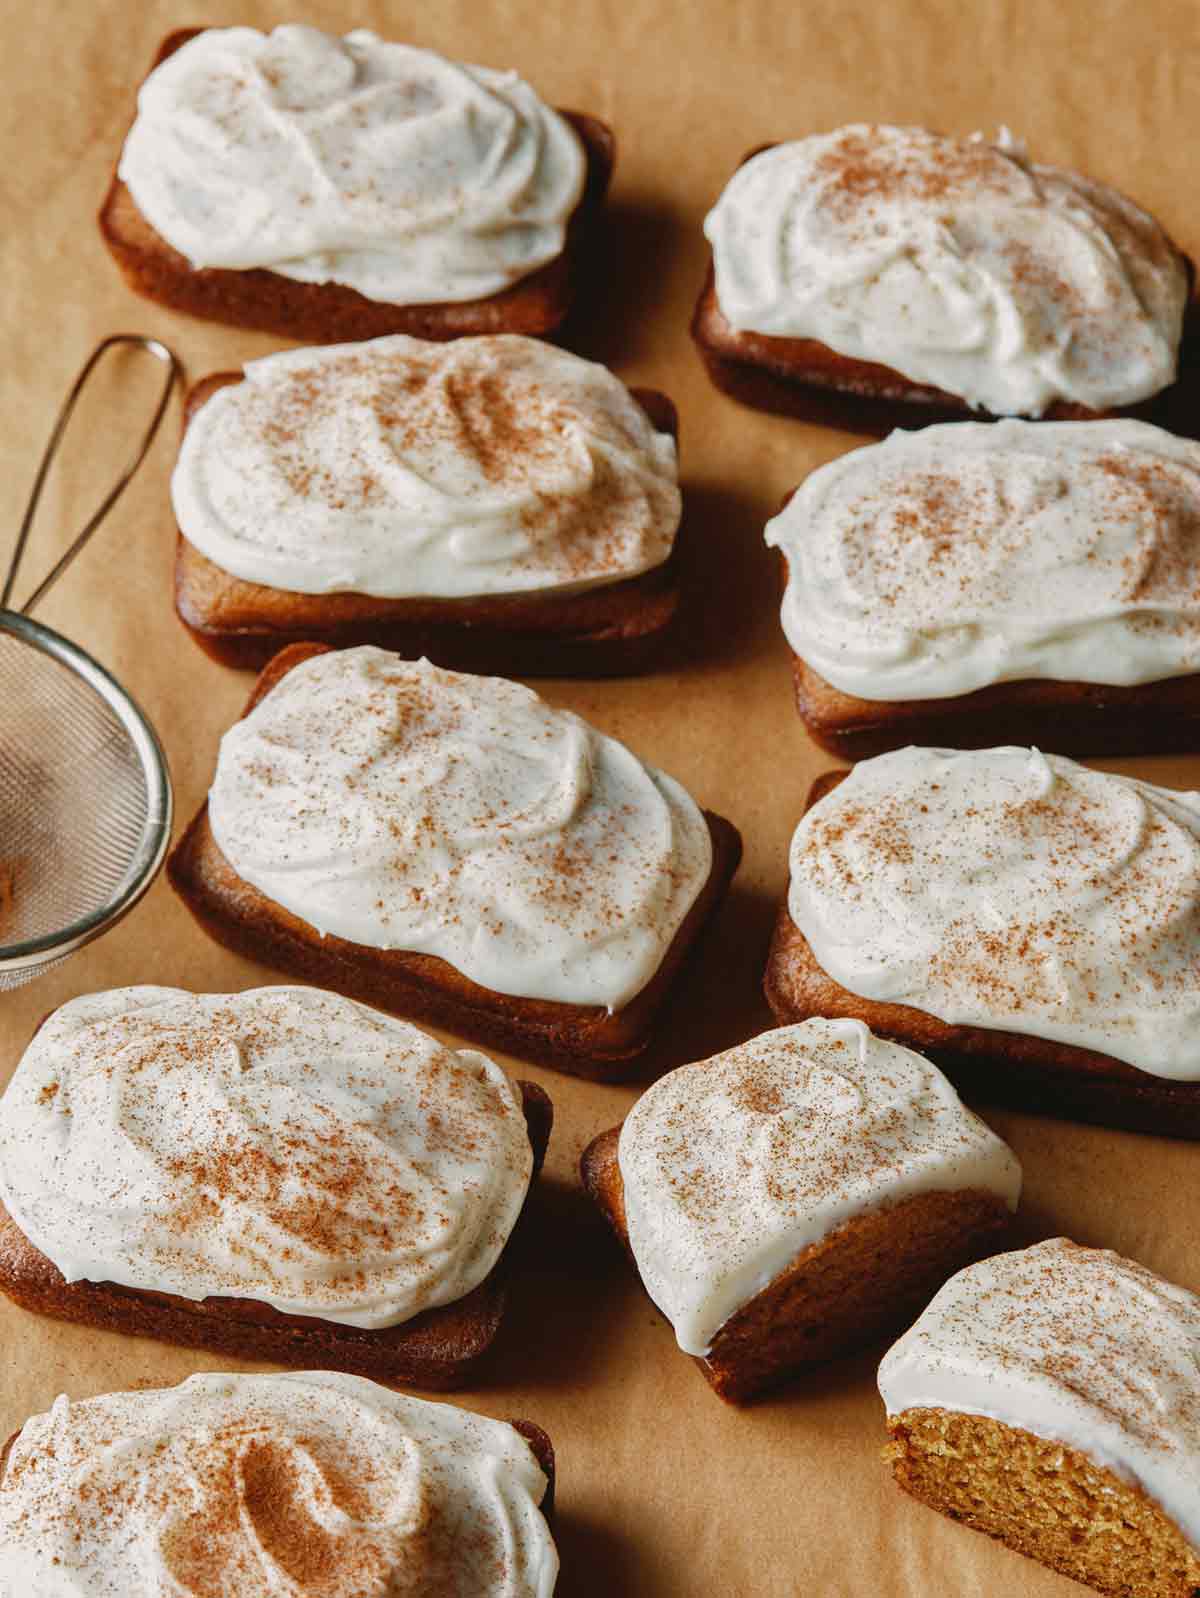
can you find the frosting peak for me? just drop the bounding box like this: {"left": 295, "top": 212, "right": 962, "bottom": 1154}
{"left": 172, "top": 336, "right": 680, "bottom": 600}
{"left": 767, "top": 418, "right": 1200, "bottom": 700}
{"left": 618, "top": 1019, "right": 1020, "bottom": 1355}
{"left": 118, "top": 26, "right": 586, "bottom": 305}
{"left": 207, "top": 649, "right": 714, "bottom": 1010}
{"left": 788, "top": 746, "right": 1200, "bottom": 1077}
{"left": 0, "top": 986, "right": 533, "bottom": 1328}
{"left": 0, "top": 1372, "right": 557, "bottom": 1596}
{"left": 704, "top": 125, "right": 1187, "bottom": 415}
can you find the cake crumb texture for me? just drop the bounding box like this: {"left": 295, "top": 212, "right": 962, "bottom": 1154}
{"left": 887, "top": 1407, "right": 1200, "bottom": 1597}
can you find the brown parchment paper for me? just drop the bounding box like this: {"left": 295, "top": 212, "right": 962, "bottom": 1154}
{"left": 4, "top": 2, "right": 1200, "bottom": 1592}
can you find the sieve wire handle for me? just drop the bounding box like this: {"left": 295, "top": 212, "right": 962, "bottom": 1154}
{"left": 2, "top": 333, "right": 182, "bottom": 617}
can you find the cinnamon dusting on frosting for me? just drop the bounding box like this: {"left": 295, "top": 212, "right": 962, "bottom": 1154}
{"left": 813, "top": 125, "right": 1015, "bottom": 211}
{"left": 0, "top": 987, "right": 533, "bottom": 1329}
{"left": 768, "top": 420, "right": 1200, "bottom": 700}
{"left": 790, "top": 747, "right": 1200, "bottom": 1076}
{"left": 173, "top": 336, "right": 679, "bottom": 601}
{"left": 0, "top": 1372, "right": 557, "bottom": 1596}
{"left": 207, "top": 649, "right": 713, "bottom": 1009}
{"left": 618, "top": 1019, "right": 1020, "bottom": 1355}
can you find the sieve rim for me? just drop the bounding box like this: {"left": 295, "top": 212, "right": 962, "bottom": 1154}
{"left": 0, "top": 610, "right": 173, "bottom": 973}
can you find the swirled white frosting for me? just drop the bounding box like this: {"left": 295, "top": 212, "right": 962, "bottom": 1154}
{"left": 208, "top": 648, "right": 714, "bottom": 1010}
{"left": 0, "top": 1371, "right": 557, "bottom": 1596}
{"left": 879, "top": 1239, "right": 1200, "bottom": 1553}
{"left": 617, "top": 1019, "right": 1020, "bottom": 1356}
{"left": 767, "top": 418, "right": 1200, "bottom": 700}
{"left": 789, "top": 746, "right": 1200, "bottom": 1078}
{"left": 704, "top": 125, "right": 1188, "bottom": 416}
{"left": 118, "top": 25, "right": 586, "bottom": 304}
{"left": 172, "top": 336, "right": 680, "bottom": 599}
{"left": 0, "top": 986, "right": 533, "bottom": 1329}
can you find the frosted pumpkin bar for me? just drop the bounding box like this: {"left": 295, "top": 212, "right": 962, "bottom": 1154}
{"left": 582, "top": 1018, "right": 1020, "bottom": 1400}
{"left": 880, "top": 1239, "right": 1200, "bottom": 1598}
{"left": 694, "top": 125, "right": 1192, "bottom": 430}
{"left": 766, "top": 418, "right": 1200, "bottom": 758}
{"left": 172, "top": 336, "right": 684, "bottom": 674}
{"left": 0, "top": 986, "right": 551, "bottom": 1388}
{"left": 169, "top": 644, "right": 741, "bottom": 1077}
{"left": 100, "top": 25, "right": 613, "bottom": 344}
{"left": 0, "top": 1371, "right": 557, "bottom": 1597}
{"left": 765, "top": 746, "right": 1200, "bottom": 1136}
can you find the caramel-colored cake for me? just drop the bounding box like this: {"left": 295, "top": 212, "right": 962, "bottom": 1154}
{"left": 100, "top": 29, "right": 614, "bottom": 344}
{"left": 765, "top": 752, "right": 1200, "bottom": 1137}
{"left": 173, "top": 356, "right": 683, "bottom": 675}
{"left": 880, "top": 1239, "right": 1200, "bottom": 1597}
{"left": 168, "top": 645, "right": 741, "bottom": 1078}
{"left": 695, "top": 128, "right": 1193, "bottom": 431}
{"left": 0, "top": 989, "right": 552, "bottom": 1390}
{"left": 582, "top": 1020, "right": 1020, "bottom": 1401}
{"left": 786, "top": 638, "right": 1200, "bottom": 760}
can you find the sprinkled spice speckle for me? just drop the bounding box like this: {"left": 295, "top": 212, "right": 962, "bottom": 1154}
{"left": 207, "top": 648, "right": 714, "bottom": 1011}
{"left": 618, "top": 1018, "right": 1020, "bottom": 1356}
{"left": 0, "top": 1371, "right": 555, "bottom": 1596}
{"left": 788, "top": 746, "right": 1200, "bottom": 1077}
{"left": 0, "top": 986, "right": 532, "bottom": 1329}
{"left": 768, "top": 419, "right": 1200, "bottom": 702}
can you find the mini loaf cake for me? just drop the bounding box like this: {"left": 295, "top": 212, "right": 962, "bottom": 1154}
{"left": 879, "top": 1239, "right": 1200, "bottom": 1597}
{"left": 765, "top": 746, "right": 1200, "bottom": 1136}
{"left": 581, "top": 1018, "right": 1020, "bottom": 1401}
{"left": 0, "top": 986, "right": 552, "bottom": 1387}
{"left": 169, "top": 645, "right": 741, "bottom": 1078}
{"left": 0, "top": 1370, "right": 557, "bottom": 1597}
{"left": 766, "top": 418, "right": 1200, "bottom": 757}
{"left": 695, "top": 125, "right": 1191, "bottom": 429}
{"left": 100, "top": 26, "right": 613, "bottom": 343}
{"left": 173, "top": 335, "right": 683, "bottom": 673}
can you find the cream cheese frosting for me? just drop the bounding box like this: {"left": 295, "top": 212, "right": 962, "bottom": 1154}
{"left": 0, "top": 1370, "right": 557, "bottom": 1596}
{"left": 878, "top": 1239, "right": 1200, "bottom": 1554}
{"left": 788, "top": 745, "right": 1200, "bottom": 1078}
{"left": 118, "top": 25, "right": 586, "bottom": 305}
{"left": 207, "top": 648, "right": 714, "bottom": 1010}
{"left": 767, "top": 418, "right": 1200, "bottom": 700}
{"left": 704, "top": 125, "right": 1188, "bottom": 416}
{"left": 0, "top": 986, "right": 533, "bottom": 1329}
{"left": 617, "top": 1019, "right": 1020, "bottom": 1357}
{"left": 172, "top": 336, "right": 680, "bottom": 599}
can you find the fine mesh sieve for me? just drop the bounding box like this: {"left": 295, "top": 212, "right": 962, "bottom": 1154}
{"left": 0, "top": 334, "right": 180, "bottom": 990}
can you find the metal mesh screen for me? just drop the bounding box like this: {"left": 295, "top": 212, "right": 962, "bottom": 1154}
{"left": 0, "top": 632, "right": 155, "bottom": 988}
